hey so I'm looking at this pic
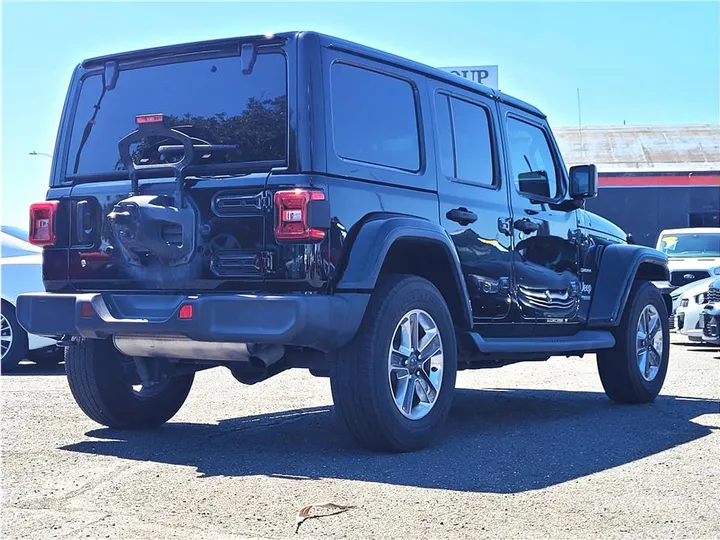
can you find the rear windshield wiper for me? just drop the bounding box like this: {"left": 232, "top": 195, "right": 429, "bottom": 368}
{"left": 72, "top": 87, "right": 107, "bottom": 174}
{"left": 72, "top": 61, "right": 119, "bottom": 174}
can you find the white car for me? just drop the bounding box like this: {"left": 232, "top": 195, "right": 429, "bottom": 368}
{"left": 1, "top": 226, "right": 60, "bottom": 370}
{"left": 674, "top": 277, "right": 714, "bottom": 342}
{"left": 656, "top": 228, "right": 720, "bottom": 288}
{"left": 669, "top": 279, "right": 703, "bottom": 332}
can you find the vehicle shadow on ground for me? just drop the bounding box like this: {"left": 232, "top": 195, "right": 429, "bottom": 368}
{"left": 2, "top": 360, "right": 65, "bottom": 376}
{"left": 60, "top": 388, "right": 719, "bottom": 494}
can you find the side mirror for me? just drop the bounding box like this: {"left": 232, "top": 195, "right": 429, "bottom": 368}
{"left": 518, "top": 170, "right": 551, "bottom": 198}
{"left": 569, "top": 164, "right": 598, "bottom": 199}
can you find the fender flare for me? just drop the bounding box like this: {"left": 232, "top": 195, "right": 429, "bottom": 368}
{"left": 588, "top": 243, "right": 670, "bottom": 327}
{"left": 335, "top": 215, "right": 473, "bottom": 329}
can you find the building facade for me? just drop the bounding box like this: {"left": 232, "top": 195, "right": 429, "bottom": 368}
{"left": 554, "top": 124, "right": 720, "bottom": 247}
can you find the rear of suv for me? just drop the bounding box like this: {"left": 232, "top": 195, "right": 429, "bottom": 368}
{"left": 17, "top": 32, "right": 672, "bottom": 452}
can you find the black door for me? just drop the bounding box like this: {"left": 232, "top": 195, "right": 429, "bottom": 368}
{"left": 500, "top": 108, "right": 582, "bottom": 326}
{"left": 432, "top": 86, "right": 514, "bottom": 323}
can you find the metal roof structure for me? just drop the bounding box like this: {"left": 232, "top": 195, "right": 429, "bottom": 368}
{"left": 552, "top": 124, "right": 720, "bottom": 173}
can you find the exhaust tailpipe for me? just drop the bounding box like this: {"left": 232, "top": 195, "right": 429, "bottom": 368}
{"left": 230, "top": 347, "right": 287, "bottom": 385}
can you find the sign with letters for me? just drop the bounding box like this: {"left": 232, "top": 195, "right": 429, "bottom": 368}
{"left": 440, "top": 66, "right": 499, "bottom": 90}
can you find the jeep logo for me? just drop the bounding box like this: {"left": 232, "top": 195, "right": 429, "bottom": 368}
{"left": 683, "top": 273, "right": 696, "bottom": 280}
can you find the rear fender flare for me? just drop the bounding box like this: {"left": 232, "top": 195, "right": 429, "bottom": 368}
{"left": 588, "top": 244, "right": 670, "bottom": 327}
{"left": 335, "top": 215, "right": 473, "bottom": 329}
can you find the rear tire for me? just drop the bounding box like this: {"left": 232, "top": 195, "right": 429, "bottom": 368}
{"left": 1, "top": 302, "right": 28, "bottom": 373}
{"left": 597, "top": 281, "right": 669, "bottom": 403}
{"left": 331, "top": 275, "right": 457, "bottom": 452}
{"left": 65, "top": 338, "right": 194, "bottom": 428}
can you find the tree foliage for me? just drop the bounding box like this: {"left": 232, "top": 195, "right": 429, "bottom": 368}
{"left": 119, "top": 95, "right": 287, "bottom": 170}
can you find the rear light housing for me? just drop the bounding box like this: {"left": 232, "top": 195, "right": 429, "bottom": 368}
{"left": 29, "top": 201, "right": 59, "bottom": 247}
{"left": 274, "top": 189, "right": 327, "bottom": 242}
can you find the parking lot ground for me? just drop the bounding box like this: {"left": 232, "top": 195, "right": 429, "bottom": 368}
{"left": 2, "top": 335, "right": 719, "bottom": 539}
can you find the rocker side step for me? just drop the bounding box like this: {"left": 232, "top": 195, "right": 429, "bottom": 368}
{"left": 468, "top": 330, "right": 616, "bottom": 354}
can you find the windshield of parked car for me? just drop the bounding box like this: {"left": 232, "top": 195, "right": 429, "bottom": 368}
{"left": 659, "top": 233, "right": 720, "bottom": 258}
{"left": 66, "top": 52, "right": 287, "bottom": 177}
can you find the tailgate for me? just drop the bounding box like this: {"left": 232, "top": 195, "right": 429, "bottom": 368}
{"left": 68, "top": 174, "right": 271, "bottom": 291}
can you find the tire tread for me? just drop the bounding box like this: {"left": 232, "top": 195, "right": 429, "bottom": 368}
{"left": 597, "top": 281, "right": 669, "bottom": 404}
{"left": 65, "top": 338, "right": 194, "bottom": 429}
{"left": 331, "top": 274, "right": 457, "bottom": 452}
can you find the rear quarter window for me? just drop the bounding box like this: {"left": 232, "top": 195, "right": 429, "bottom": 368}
{"left": 330, "top": 63, "right": 420, "bottom": 172}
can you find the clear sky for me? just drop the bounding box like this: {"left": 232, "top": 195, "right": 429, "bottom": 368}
{"left": 2, "top": 1, "right": 718, "bottom": 227}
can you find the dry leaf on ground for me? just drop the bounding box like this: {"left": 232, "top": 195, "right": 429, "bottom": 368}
{"left": 295, "top": 502, "right": 357, "bottom": 533}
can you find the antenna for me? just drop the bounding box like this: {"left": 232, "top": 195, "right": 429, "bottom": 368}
{"left": 577, "top": 88, "right": 584, "bottom": 161}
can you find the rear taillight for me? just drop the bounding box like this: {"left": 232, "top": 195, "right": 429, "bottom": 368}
{"left": 29, "top": 201, "right": 59, "bottom": 247}
{"left": 274, "top": 189, "right": 326, "bottom": 242}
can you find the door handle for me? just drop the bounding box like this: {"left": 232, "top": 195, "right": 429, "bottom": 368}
{"left": 447, "top": 207, "right": 478, "bottom": 226}
{"left": 514, "top": 218, "right": 539, "bottom": 233}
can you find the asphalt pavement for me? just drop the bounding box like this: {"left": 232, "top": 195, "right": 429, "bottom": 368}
{"left": 2, "top": 335, "right": 719, "bottom": 539}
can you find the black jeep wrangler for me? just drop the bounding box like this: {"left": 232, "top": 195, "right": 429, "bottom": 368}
{"left": 17, "top": 31, "right": 672, "bottom": 452}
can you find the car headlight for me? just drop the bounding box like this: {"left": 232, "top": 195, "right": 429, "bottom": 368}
{"left": 695, "top": 292, "right": 707, "bottom": 304}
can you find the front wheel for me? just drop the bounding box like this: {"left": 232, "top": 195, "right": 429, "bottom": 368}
{"left": 65, "top": 338, "right": 194, "bottom": 429}
{"left": 331, "top": 275, "right": 457, "bottom": 452}
{"left": 597, "top": 281, "right": 670, "bottom": 403}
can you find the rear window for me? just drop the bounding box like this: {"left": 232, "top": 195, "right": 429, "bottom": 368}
{"left": 330, "top": 63, "right": 420, "bottom": 172}
{"left": 66, "top": 52, "right": 287, "bottom": 177}
{"left": 435, "top": 93, "right": 495, "bottom": 186}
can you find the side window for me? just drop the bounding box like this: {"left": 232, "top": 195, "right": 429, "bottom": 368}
{"left": 435, "top": 92, "right": 495, "bottom": 186}
{"left": 506, "top": 117, "right": 559, "bottom": 200}
{"left": 435, "top": 95, "right": 455, "bottom": 178}
{"left": 330, "top": 63, "right": 420, "bottom": 172}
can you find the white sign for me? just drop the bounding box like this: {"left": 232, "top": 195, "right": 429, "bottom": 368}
{"left": 440, "top": 66, "right": 498, "bottom": 90}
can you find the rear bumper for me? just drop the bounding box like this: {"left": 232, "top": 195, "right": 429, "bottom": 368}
{"left": 16, "top": 291, "right": 369, "bottom": 352}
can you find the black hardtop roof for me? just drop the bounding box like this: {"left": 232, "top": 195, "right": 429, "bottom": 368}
{"left": 81, "top": 30, "right": 545, "bottom": 119}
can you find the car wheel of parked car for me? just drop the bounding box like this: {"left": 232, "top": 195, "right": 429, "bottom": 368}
{"left": 65, "top": 338, "right": 195, "bottom": 429}
{"left": 331, "top": 274, "right": 457, "bottom": 452}
{"left": 597, "top": 281, "right": 670, "bottom": 403}
{"left": 1, "top": 301, "right": 28, "bottom": 372}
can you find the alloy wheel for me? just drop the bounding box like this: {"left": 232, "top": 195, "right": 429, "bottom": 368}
{"left": 637, "top": 304, "right": 663, "bottom": 382}
{"left": 1, "top": 312, "right": 13, "bottom": 360}
{"left": 387, "top": 309, "right": 444, "bottom": 420}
